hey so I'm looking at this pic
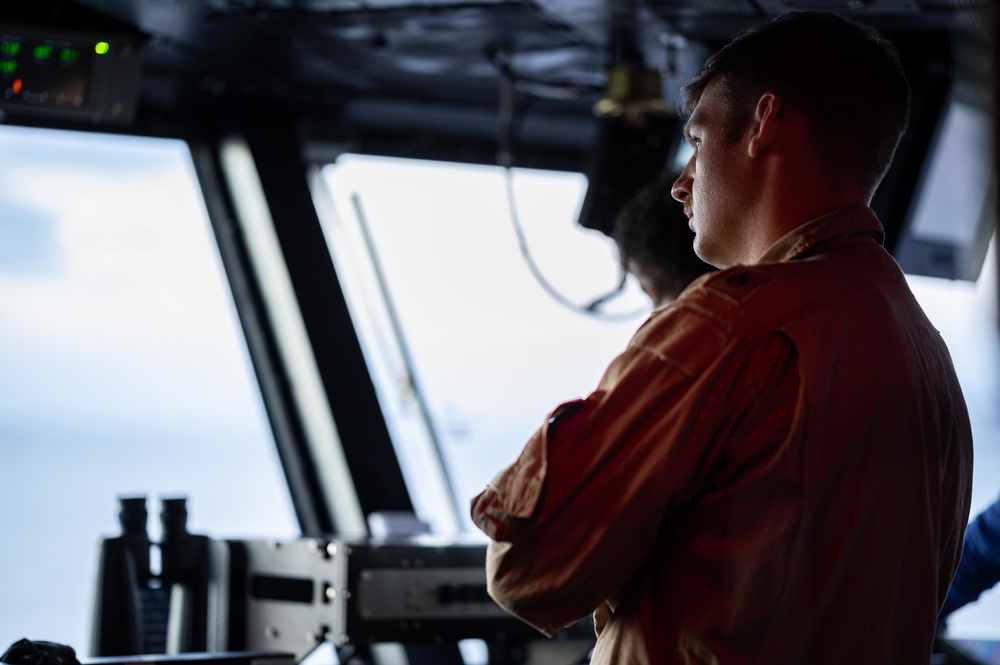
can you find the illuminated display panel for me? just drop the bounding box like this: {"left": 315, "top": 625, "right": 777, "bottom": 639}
{"left": 1, "top": 33, "right": 94, "bottom": 109}
{"left": 0, "top": 24, "right": 141, "bottom": 125}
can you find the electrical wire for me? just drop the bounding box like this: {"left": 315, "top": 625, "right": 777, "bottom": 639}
{"left": 494, "top": 48, "right": 647, "bottom": 322}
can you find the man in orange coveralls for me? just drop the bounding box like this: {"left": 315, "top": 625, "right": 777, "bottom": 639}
{"left": 471, "top": 11, "right": 974, "bottom": 664}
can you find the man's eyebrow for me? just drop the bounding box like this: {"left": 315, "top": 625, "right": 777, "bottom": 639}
{"left": 682, "top": 124, "right": 695, "bottom": 143}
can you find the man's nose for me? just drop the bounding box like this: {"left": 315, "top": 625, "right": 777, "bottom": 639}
{"left": 671, "top": 169, "right": 691, "bottom": 203}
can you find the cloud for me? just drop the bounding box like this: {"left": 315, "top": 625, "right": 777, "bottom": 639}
{"left": 0, "top": 198, "right": 62, "bottom": 273}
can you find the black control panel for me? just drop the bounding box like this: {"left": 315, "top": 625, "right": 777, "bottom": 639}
{"left": 0, "top": 23, "right": 143, "bottom": 125}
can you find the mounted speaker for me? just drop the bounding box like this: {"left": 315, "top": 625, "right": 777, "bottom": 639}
{"left": 577, "top": 112, "right": 681, "bottom": 237}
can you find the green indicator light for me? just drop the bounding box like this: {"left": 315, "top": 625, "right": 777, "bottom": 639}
{"left": 34, "top": 44, "right": 54, "bottom": 60}
{"left": 0, "top": 61, "right": 16, "bottom": 74}
{"left": 1, "top": 42, "right": 20, "bottom": 56}
{"left": 95, "top": 41, "right": 110, "bottom": 55}
{"left": 60, "top": 48, "right": 80, "bottom": 62}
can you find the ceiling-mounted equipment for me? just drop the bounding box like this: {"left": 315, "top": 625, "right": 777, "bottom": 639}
{"left": 593, "top": 64, "right": 673, "bottom": 118}
{"left": 578, "top": 0, "right": 679, "bottom": 236}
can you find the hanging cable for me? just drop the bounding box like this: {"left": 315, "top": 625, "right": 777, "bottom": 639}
{"left": 493, "top": 47, "right": 645, "bottom": 322}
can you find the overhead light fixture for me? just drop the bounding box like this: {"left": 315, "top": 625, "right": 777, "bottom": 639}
{"left": 593, "top": 0, "right": 674, "bottom": 120}
{"left": 594, "top": 64, "right": 673, "bottom": 119}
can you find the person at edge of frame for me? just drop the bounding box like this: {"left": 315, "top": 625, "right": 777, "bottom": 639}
{"left": 939, "top": 491, "right": 1000, "bottom": 625}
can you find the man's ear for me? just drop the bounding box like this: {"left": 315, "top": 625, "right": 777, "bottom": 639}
{"left": 747, "top": 92, "right": 781, "bottom": 158}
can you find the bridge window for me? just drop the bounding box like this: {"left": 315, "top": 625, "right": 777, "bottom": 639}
{"left": 317, "top": 154, "right": 651, "bottom": 533}
{"left": 0, "top": 125, "right": 298, "bottom": 653}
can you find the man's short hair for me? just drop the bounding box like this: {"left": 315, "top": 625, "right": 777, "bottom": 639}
{"left": 681, "top": 11, "right": 911, "bottom": 198}
{"left": 613, "top": 174, "right": 714, "bottom": 297}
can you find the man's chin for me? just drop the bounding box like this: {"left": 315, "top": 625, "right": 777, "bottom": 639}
{"left": 692, "top": 238, "right": 720, "bottom": 268}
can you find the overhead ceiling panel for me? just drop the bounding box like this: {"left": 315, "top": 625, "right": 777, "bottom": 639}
{"left": 2, "top": 0, "right": 991, "bottom": 136}
{"left": 755, "top": 0, "right": 919, "bottom": 12}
